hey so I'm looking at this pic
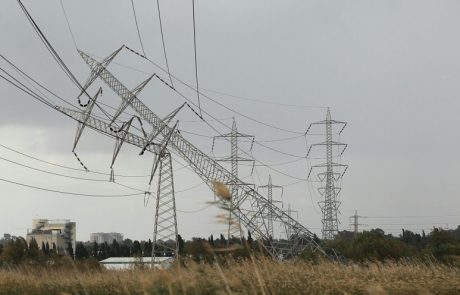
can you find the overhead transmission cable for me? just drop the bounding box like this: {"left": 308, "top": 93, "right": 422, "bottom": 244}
{"left": 191, "top": 0, "right": 202, "bottom": 117}
{"left": 200, "top": 88, "right": 328, "bottom": 109}
{"left": 118, "top": 48, "right": 310, "bottom": 179}
{"left": 59, "top": 0, "right": 77, "bottom": 50}
{"left": 130, "top": 0, "right": 147, "bottom": 57}
{"left": 155, "top": 0, "right": 174, "bottom": 87}
{"left": 0, "top": 71, "right": 210, "bottom": 194}
{"left": 16, "top": 1, "right": 311, "bottom": 182}
{"left": 84, "top": 51, "right": 312, "bottom": 155}
{"left": 120, "top": 46, "right": 305, "bottom": 135}
{"left": 0, "top": 176, "right": 144, "bottom": 198}
{"left": 17, "top": 0, "right": 116, "bottom": 126}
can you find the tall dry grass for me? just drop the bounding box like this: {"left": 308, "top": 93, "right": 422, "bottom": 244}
{"left": 0, "top": 258, "right": 458, "bottom": 295}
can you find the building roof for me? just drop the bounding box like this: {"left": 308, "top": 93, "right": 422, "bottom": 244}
{"left": 100, "top": 257, "right": 172, "bottom": 264}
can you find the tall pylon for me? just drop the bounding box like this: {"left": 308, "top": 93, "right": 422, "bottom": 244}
{"left": 349, "top": 210, "right": 366, "bottom": 235}
{"left": 212, "top": 118, "right": 255, "bottom": 245}
{"left": 285, "top": 204, "right": 298, "bottom": 240}
{"left": 258, "top": 175, "right": 283, "bottom": 239}
{"left": 306, "top": 108, "right": 348, "bottom": 240}
{"left": 152, "top": 152, "right": 179, "bottom": 261}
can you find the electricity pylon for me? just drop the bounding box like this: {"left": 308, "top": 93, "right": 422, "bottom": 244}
{"left": 152, "top": 152, "right": 179, "bottom": 261}
{"left": 212, "top": 118, "right": 255, "bottom": 245}
{"left": 306, "top": 108, "right": 347, "bottom": 240}
{"left": 258, "top": 175, "right": 283, "bottom": 239}
{"left": 285, "top": 204, "right": 298, "bottom": 240}
{"left": 59, "top": 47, "right": 327, "bottom": 259}
{"left": 66, "top": 50, "right": 180, "bottom": 261}
{"left": 349, "top": 210, "right": 366, "bottom": 235}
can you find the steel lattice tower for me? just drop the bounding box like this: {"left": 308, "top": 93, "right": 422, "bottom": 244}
{"left": 306, "top": 108, "right": 347, "bottom": 240}
{"left": 58, "top": 47, "right": 329, "bottom": 259}
{"left": 152, "top": 152, "right": 179, "bottom": 261}
{"left": 212, "top": 118, "right": 255, "bottom": 245}
{"left": 258, "top": 175, "right": 283, "bottom": 239}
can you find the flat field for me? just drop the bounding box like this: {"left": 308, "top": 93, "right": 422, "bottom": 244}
{"left": 0, "top": 258, "right": 459, "bottom": 295}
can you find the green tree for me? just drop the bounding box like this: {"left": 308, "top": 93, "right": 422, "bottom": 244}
{"left": 66, "top": 242, "right": 74, "bottom": 258}
{"left": 28, "top": 238, "right": 40, "bottom": 259}
{"left": 177, "top": 235, "right": 185, "bottom": 255}
{"left": 45, "top": 242, "right": 50, "bottom": 255}
{"left": 0, "top": 238, "right": 27, "bottom": 264}
{"left": 144, "top": 239, "right": 152, "bottom": 257}
{"left": 91, "top": 241, "right": 98, "bottom": 258}
{"left": 75, "top": 242, "right": 89, "bottom": 260}
{"left": 109, "top": 239, "right": 120, "bottom": 257}
{"left": 132, "top": 240, "right": 142, "bottom": 256}
{"left": 184, "top": 238, "right": 213, "bottom": 262}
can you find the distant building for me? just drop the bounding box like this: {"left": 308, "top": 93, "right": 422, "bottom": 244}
{"left": 26, "top": 219, "right": 76, "bottom": 255}
{"left": 90, "top": 232, "right": 123, "bottom": 244}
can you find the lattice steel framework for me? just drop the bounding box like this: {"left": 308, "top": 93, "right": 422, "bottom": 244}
{"left": 212, "top": 118, "right": 255, "bottom": 244}
{"left": 257, "top": 175, "right": 283, "bottom": 239}
{"left": 152, "top": 152, "right": 178, "bottom": 259}
{"left": 63, "top": 47, "right": 326, "bottom": 259}
{"left": 306, "top": 108, "right": 347, "bottom": 240}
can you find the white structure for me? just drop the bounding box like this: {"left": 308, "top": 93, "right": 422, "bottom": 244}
{"left": 26, "top": 219, "right": 76, "bottom": 254}
{"left": 90, "top": 232, "right": 123, "bottom": 244}
{"left": 99, "top": 257, "right": 172, "bottom": 270}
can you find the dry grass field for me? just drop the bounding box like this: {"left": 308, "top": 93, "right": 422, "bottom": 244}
{"left": 0, "top": 257, "right": 459, "bottom": 295}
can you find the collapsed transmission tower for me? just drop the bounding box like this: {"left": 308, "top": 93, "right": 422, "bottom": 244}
{"left": 306, "top": 108, "right": 348, "bottom": 240}
{"left": 58, "top": 46, "right": 326, "bottom": 259}
{"left": 212, "top": 118, "right": 255, "bottom": 244}
{"left": 65, "top": 49, "right": 181, "bottom": 261}
{"left": 257, "top": 175, "right": 283, "bottom": 239}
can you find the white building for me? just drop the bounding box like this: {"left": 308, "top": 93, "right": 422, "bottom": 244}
{"left": 99, "top": 257, "right": 173, "bottom": 270}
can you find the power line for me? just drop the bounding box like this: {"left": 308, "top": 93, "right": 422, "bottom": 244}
{"left": 4, "top": 57, "right": 308, "bottom": 183}
{"left": 191, "top": 0, "right": 202, "bottom": 117}
{"left": 0, "top": 60, "right": 196, "bottom": 182}
{"left": 0, "top": 142, "right": 194, "bottom": 179}
{"left": 86, "top": 49, "right": 313, "bottom": 170}
{"left": 17, "top": 0, "right": 115, "bottom": 124}
{"left": 0, "top": 153, "right": 155, "bottom": 194}
{"left": 180, "top": 128, "right": 304, "bottom": 143}
{"left": 177, "top": 203, "right": 213, "bottom": 213}
{"left": 130, "top": 0, "right": 147, "bottom": 57}
{"left": 59, "top": 0, "right": 77, "bottom": 50}
{"left": 0, "top": 176, "right": 144, "bottom": 198}
{"left": 200, "top": 88, "right": 328, "bottom": 109}
{"left": 6, "top": 6, "right": 310, "bottom": 184}
{"left": 175, "top": 181, "right": 205, "bottom": 194}
{"left": 118, "top": 46, "right": 306, "bottom": 135}
{"left": 0, "top": 155, "right": 107, "bottom": 182}
{"left": 155, "top": 0, "right": 174, "bottom": 87}
{"left": 366, "top": 214, "right": 460, "bottom": 219}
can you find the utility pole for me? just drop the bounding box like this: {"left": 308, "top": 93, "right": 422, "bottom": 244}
{"left": 213, "top": 118, "right": 255, "bottom": 245}
{"left": 258, "top": 175, "right": 283, "bottom": 239}
{"left": 306, "top": 108, "right": 347, "bottom": 240}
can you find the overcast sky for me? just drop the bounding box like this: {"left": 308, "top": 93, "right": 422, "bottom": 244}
{"left": 1, "top": 0, "right": 459, "bottom": 241}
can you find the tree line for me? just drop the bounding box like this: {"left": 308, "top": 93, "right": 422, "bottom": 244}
{"left": 1, "top": 226, "right": 459, "bottom": 267}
